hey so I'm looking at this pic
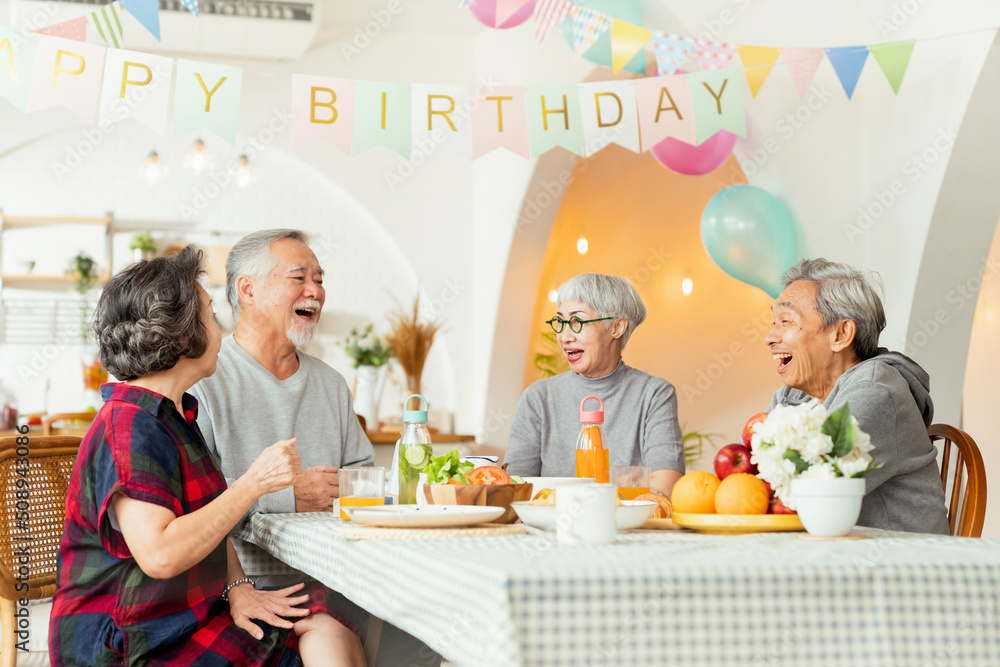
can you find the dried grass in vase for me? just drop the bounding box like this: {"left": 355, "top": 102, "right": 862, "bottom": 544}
{"left": 384, "top": 293, "right": 440, "bottom": 407}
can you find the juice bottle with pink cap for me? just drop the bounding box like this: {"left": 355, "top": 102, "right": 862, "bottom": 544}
{"left": 575, "top": 395, "right": 609, "bottom": 483}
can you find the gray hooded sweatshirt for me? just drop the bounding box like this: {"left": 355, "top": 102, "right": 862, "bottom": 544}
{"left": 767, "top": 349, "right": 950, "bottom": 534}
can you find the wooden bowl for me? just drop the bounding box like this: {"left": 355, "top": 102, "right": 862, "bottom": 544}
{"left": 424, "top": 483, "right": 534, "bottom": 524}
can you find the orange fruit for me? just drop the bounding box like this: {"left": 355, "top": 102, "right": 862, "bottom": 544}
{"left": 671, "top": 471, "right": 721, "bottom": 514}
{"left": 714, "top": 473, "right": 770, "bottom": 515}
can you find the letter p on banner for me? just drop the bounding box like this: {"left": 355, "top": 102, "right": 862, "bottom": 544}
{"left": 28, "top": 35, "right": 106, "bottom": 123}
{"left": 98, "top": 49, "right": 173, "bottom": 133}
{"left": 172, "top": 59, "right": 243, "bottom": 144}
{"left": 290, "top": 74, "right": 354, "bottom": 153}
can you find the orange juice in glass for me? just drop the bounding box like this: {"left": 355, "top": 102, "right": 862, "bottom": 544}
{"left": 339, "top": 467, "right": 385, "bottom": 520}
{"left": 610, "top": 466, "right": 651, "bottom": 500}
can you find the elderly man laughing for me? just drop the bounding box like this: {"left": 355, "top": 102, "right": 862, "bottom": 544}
{"left": 764, "top": 258, "right": 949, "bottom": 534}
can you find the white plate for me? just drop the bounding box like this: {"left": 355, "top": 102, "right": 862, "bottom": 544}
{"left": 511, "top": 500, "right": 657, "bottom": 531}
{"left": 343, "top": 505, "right": 505, "bottom": 528}
{"left": 524, "top": 477, "right": 596, "bottom": 490}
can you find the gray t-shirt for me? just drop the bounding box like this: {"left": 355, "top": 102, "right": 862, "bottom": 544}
{"left": 767, "top": 349, "right": 949, "bottom": 535}
{"left": 191, "top": 335, "right": 374, "bottom": 516}
{"left": 505, "top": 360, "right": 685, "bottom": 477}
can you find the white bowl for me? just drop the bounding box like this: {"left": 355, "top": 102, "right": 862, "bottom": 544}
{"left": 511, "top": 500, "right": 656, "bottom": 532}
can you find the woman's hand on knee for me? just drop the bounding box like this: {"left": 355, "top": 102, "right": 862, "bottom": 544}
{"left": 229, "top": 582, "right": 311, "bottom": 640}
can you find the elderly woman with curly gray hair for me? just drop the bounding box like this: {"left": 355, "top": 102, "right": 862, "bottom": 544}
{"left": 49, "top": 246, "right": 366, "bottom": 666}
{"left": 504, "top": 273, "right": 685, "bottom": 496}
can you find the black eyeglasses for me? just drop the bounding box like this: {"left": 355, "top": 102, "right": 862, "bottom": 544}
{"left": 545, "top": 316, "right": 613, "bottom": 333}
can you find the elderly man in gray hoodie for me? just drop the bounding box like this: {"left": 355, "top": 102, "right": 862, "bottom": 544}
{"left": 764, "top": 258, "right": 949, "bottom": 534}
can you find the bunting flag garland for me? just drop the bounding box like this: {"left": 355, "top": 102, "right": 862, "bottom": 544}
{"left": 172, "top": 59, "right": 241, "bottom": 142}
{"left": 27, "top": 35, "right": 106, "bottom": 123}
{"left": 120, "top": 0, "right": 161, "bottom": 41}
{"left": 471, "top": 85, "right": 530, "bottom": 158}
{"left": 32, "top": 17, "right": 87, "bottom": 42}
{"left": 290, "top": 75, "right": 354, "bottom": 153}
{"left": 0, "top": 28, "right": 37, "bottom": 112}
{"left": 534, "top": 0, "right": 573, "bottom": 43}
{"left": 89, "top": 2, "right": 124, "bottom": 49}
{"left": 609, "top": 18, "right": 652, "bottom": 74}
{"left": 413, "top": 83, "right": 472, "bottom": 158}
{"left": 870, "top": 40, "right": 915, "bottom": 95}
{"left": 686, "top": 68, "right": 747, "bottom": 144}
{"left": 571, "top": 6, "right": 609, "bottom": 57}
{"left": 695, "top": 38, "right": 737, "bottom": 72}
{"left": 352, "top": 80, "right": 411, "bottom": 157}
{"left": 652, "top": 32, "right": 695, "bottom": 76}
{"left": 781, "top": 47, "right": 824, "bottom": 98}
{"left": 578, "top": 80, "right": 640, "bottom": 155}
{"left": 825, "top": 46, "right": 870, "bottom": 100}
{"left": 737, "top": 45, "right": 782, "bottom": 98}
{"left": 524, "top": 85, "right": 585, "bottom": 157}
{"left": 633, "top": 74, "right": 696, "bottom": 150}
{"left": 99, "top": 49, "right": 173, "bottom": 133}
{"left": 180, "top": 0, "right": 199, "bottom": 17}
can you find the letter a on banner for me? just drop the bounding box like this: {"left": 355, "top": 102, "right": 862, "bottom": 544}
{"left": 27, "top": 35, "right": 106, "bottom": 123}
{"left": 634, "top": 74, "right": 695, "bottom": 150}
{"left": 99, "top": 49, "right": 173, "bottom": 133}
{"left": 291, "top": 74, "right": 353, "bottom": 153}
{"left": 578, "top": 80, "right": 639, "bottom": 155}
{"left": 172, "top": 59, "right": 242, "bottom": 143}
{"left": 686, "top": 67, "right": 746, "bottom": 144}
{"left": 0, "top": 27, "right": 37, "bottom": 112}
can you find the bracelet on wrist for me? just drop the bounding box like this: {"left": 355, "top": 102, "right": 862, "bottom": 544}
{"left": 222, "top": 577, "right": 255, "bottom": 602}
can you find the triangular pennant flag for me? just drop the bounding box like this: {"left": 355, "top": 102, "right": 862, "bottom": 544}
{"left": 458, "top": 0, "right": 470, "bottom": 6}
{"left": 695, "top": 38, "right": 736, "bottom": 71}
{"left": 825, "top": 46, "right": 870, "bottom": 99}
{"left": 781, "top": 47, "right": 824, "bottom": 98}
{"left": 89, "top": 2, "right": 124, "bottom": 49}
{"left": 32, "top": 17, "right": 87, "bottom": 42}
{"left": 120, "top": 0, "right": 160, "bottom": 41}
{"left": 571, "top": 6, "right": 609, "bottom": 58}
{"left": 737, "top": 45, "right": 782, "bottom": 98}
{"left": 180, "top": 0, "right": 199, "bottom": 17}
{"left": 496, "top": 0, "right": 531, "bottom": 27}
{"left": 651, "top": 31, "right": 695, "bottom": 76}
{"left": 610, "top": 18, "right": 652, "bottom": 75}
{"left": 534, "top": 0, "right": 573, "bottom": 44}
{"left": 870, "top": 40, "right": 915, "bottom": 94}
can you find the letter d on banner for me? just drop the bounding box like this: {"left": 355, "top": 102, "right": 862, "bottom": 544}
{"left": 578, "top": 80, "right": 639, "bottom": 156}
{"left": 27, "top": 35, "right": 106, "bottom": 123}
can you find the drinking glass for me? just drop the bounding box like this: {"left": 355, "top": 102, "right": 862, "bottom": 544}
{"left": 339, "top": 467, "right": 385, "bottom": 520}
{"left": 610, "top": 466, "right": 651, "bottom": 500}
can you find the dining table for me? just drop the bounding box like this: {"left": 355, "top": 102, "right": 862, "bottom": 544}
{"left": 235, "top": 512, "right": 1000, "bottom": 667}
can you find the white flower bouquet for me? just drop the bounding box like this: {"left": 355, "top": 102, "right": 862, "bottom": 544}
{"left": 749, "top": 400, "right": 878, "bottom": 510}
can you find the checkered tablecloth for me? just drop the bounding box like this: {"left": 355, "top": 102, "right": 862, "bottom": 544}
{"left": 238, "top": 513, "right": 1000, "bottom": 667}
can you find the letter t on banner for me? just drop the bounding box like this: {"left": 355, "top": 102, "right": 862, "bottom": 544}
{"left": 471, "top": 86, "right": 529, "bottom": 158}
{"left": 686, "top": 67, "right": 747, "bottom": 144}
{"left": 290, "top": 74, "right": 353, "bottom": 153}
{"left": 578, "top": 80, "right": 640, "bottom": 156}
{"left": 27, "top": 35, "right": 106, "bottom": 123}
{"left": 99, "top": 49, "right": 173, "bottom": 133}
{"left": 172, "top": 59, "right": 242, "bottom": 143}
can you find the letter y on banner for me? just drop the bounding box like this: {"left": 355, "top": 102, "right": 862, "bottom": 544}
{"left": 686, "top": 67, "right": 746, "bottom": 144}
{"left": 172, "top": 59, "right": 242, "bottom": 143}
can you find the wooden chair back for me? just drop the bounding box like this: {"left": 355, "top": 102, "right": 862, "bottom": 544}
{"left": 929, "top": 424, "right": 987, "bottom": 538}
{"left": 0, "top": 436, "right": 81, "bottom": 666}
{"left": 42, "top": 412, "right": 96, "bottom": 437}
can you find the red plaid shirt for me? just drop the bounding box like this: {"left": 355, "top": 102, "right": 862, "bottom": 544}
{"left": 50, "top": 384, "right": 317, "bottom": 667}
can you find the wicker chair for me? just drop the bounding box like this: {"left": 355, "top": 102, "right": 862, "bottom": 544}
{"left": 0, "top": 436, "right": 81, "bottom": 667}
{"left": 41, "top": 413, "right": 96, "bottom": 437}
{"left": 929, "top": 424, "right": 987, "bottom": 538}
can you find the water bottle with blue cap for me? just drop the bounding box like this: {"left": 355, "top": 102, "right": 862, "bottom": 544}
{"left": 387, "top": 394, "right": 433, "bottom": 505}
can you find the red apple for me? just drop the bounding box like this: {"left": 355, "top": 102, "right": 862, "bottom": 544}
{"left": 742, "top": 412, "right": 768, "bottom": 447}
{"left": 769, "top": 496, "right": 797, "bottom": 515}
{"left": 713, "top": 443, "right": 758, "bottom": 480}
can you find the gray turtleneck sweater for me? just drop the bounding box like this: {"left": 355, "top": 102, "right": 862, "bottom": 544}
{"left": 767, "top": 349, "right": 949, "bottom": 534}
{"left": 504, "top": 360, "right": 685, "bottom": 477}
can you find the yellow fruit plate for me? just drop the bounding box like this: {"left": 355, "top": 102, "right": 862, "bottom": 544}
{"left": 671, "top": 513, "right": 804, "bottom": 534}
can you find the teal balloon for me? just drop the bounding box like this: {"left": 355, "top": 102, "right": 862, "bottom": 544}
{"left": 560, "top": 0, "right": 646, "bottom": 74}
{"left": 700, "top": 185, "right": 798, "bottom": 298}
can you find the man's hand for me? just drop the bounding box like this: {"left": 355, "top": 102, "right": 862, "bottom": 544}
{"left": 228, "top": 582, "right": 311, "bottom": 640}
{"left": 294, "top": 465, "right": 340, "bottom": 512}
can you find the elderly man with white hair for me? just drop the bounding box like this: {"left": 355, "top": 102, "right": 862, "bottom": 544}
{"left": 764, "top": 258, "right": 949, "bottom": 533}
{"left": 505, "top": 273, "right": 685, "bottom": 496}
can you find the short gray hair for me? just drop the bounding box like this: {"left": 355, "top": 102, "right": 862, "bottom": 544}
{"left": 226, "top": 229, "right": 310, "bottom": 316}
{"left": 557, "top": 273, "right": 646, "bottom": 349}
{"left": 781, "top": 258, "right": 886, "bottom": 360}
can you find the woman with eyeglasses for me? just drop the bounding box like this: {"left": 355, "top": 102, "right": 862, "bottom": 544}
{"left": 504, "top": 273, "right": 685, "bottom": 496}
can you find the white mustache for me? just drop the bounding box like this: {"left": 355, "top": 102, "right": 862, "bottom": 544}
{"left": 294, "top": 300, "right": 322, "bottom": 311}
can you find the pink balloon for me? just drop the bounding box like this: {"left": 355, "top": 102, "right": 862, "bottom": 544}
{"left": 467, "top": 0, "right": 535, "bottom": 29}
{"left": 650, "top": 130, "right": 737, "bottom": 176}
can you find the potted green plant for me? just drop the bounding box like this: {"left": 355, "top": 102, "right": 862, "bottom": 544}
{"left": 341, "top": 324, "right": 393, "bottom": 429}
{"left": 70, "top": 251, "right": 107, "bottom": 403}
{"left": 129, "top": 231, "right": 157, "bottom": 262}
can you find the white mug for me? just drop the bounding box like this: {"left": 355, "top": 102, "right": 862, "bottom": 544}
{"left": 556, "top": 483, "right": 618, "bottom": 545}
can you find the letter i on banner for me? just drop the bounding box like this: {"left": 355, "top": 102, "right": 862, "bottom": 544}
{"left": 352, "top": 80, "right": 411, "bottom": 157}
{"left": 634, "top": 74, "right": 696, "bottom": 151}
{"left": 686, "top": 67, "right": 747, "bottom": 144}
{"left": 0, "top": 27, "right": 37, "bottom": 112}
{"left": 172, "top": 59, "right": 242, "bottom": 143}
{"left": 291, "top": 75, "right": 353, "bottom": 153}
{"left": 412, "top": 84, "right": 471, "bottom": 159}
{"left": 99, "top": 49, "right": 173, "bottom": 133}
{"left": 577, "top": 80, "right": 640, "bottom": 156}
{"left": 524, "top": 84, "right": 585, "bottom": 157}
{"left": 27, "top": 35, "right": 106, "bottom": 123}
{"left": 471, "top": 85, "right": 529, "bottom": 158}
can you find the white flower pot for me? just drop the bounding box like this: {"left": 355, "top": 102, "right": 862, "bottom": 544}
{"left": 791, "top": 477, "right": 866, "bottom": 537}
{"left": 353, "top": 364, "right": 387, "bottom": 430}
